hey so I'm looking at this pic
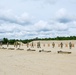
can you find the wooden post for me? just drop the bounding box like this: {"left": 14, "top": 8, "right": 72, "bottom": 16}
{"left": 43, "top": 44, "right": 45, "bottom": 47}
{"left": 48, "top": 44, "right": 50, "bottom": 47}
{"left": 72, "top": 44, "right": 74, "bottom": 47}
{"left": 65, "top": 43, "right": 68, "bottom": 47}
{"left": 58, "top": 44, "right": 60, "bottom": 47}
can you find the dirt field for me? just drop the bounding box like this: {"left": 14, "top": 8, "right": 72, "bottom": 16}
{"left": 0, "top": 47, "right": 76, "bottom": 75}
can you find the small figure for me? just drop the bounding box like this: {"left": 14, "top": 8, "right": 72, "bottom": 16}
{"left": 7, "top": 42, "right": 9, "bottom": 47}
{"left": 15, "top": 42, "right": 18, "bottom": 48}
{"left": 19, "top": 44, "right": 21, "bottom": 48}
{"left": 31, "top": 42, "right": 34, "bottom": 48}
{"left": 27, "top": 43, "right": 29, "bottom": 48}
{"left": 60, "top": 42, "right": 63, "bottom": 48}
{"left": 69, "top": 42, "right": 72, "bottom": 49}
{"left": 52, "top": 42, "right": 55, "bottom": 48}
{"left": 0, "top": 42, "right": 2, "bottom": 46}
{"left": 0, "top": 42, "right": 2, "bottom": 48}
{"left": 37, "top": 42, "right": 41, "bottom": 48}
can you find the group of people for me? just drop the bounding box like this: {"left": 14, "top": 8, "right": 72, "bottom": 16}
{"left": 0, "top": 41, "right": 22, "bottom": 48}
{"left": 0, "top": 41, "right": 74, "bottom": 49}
{"left": 27, "top": 42, "right": 73, "bottom": 49}
{"left": 52, "top": 42, "right": 73, "bottom": 49}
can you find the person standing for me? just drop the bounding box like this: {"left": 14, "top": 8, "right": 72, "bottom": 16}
{"left": 52, "top": 42, "right": 55, "bottom": 48}
{"left": 7, "top": 42, "right": 9, "bottom": 47}
{"left": 69, "top": 42, "right": 72, "bottom": 49}
{"left": 60, "top": 42, "right": 63, "bottom": 48}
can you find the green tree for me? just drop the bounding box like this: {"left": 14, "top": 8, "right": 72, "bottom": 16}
{"left": 2, "top": 38, "right": 8, "bottom": 44}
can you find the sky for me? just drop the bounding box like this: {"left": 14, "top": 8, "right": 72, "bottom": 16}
{"left": 0, "top": 0, "right": 76, "bottom": 39}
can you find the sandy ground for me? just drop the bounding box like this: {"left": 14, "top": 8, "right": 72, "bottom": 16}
{"left": 0, "top": 42, "right": 76, "bottom": 75}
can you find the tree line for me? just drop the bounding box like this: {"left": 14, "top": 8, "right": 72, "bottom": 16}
{"left": 1, "top": 36, "right": 76, "bottom": 44}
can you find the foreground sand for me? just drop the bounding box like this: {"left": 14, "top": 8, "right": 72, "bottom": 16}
{"left": 0, "top": 48, "right": 76, "bottom": 75}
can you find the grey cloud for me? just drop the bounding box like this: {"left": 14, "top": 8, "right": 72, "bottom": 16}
{"left": 55, "top": 8, "right": 76, "bottom": 23}
{"left": 57, "top": 17, "right": 72, "bottom": 23}
{"left": 22, "top": 0, "right": 57, "bottom": 4}
{"left": 0, "top": 17, "right": 31, "bottom": 25}
{"left": 0, "top": 10, "right": 32, "bottom": 25}
{"left": 0, "top": 8, "right": 76, "bottom": 39}
{"left": 44, "top": 0, "right": 57, "bottom": 4}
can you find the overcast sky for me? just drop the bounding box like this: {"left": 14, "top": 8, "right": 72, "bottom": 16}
{"left": 0, "top": 0, "right": 76, "bottom": 39}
